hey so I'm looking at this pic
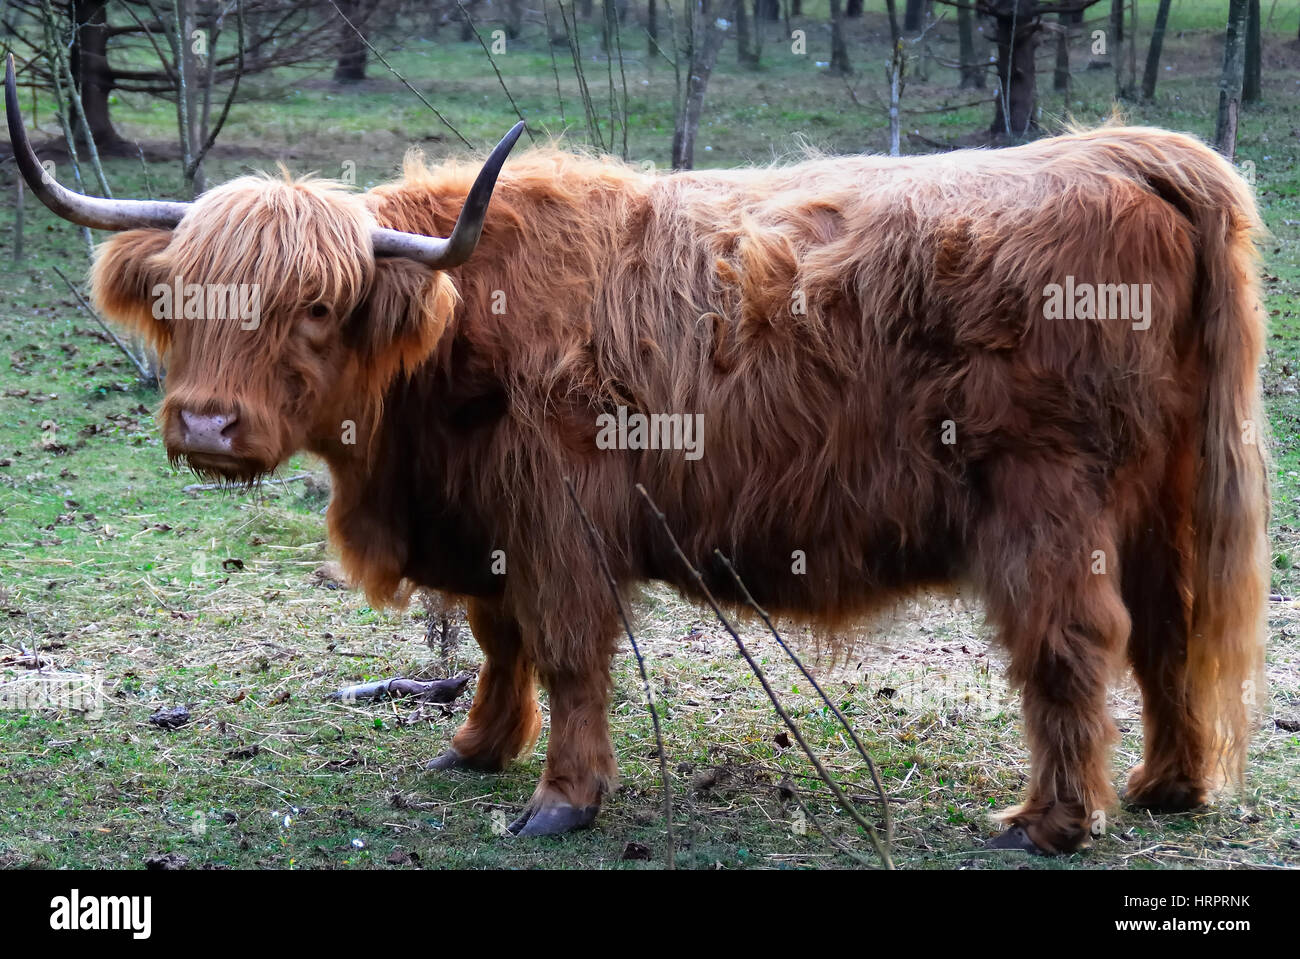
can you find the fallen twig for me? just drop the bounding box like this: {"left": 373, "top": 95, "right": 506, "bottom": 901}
{"left": 327, "top": 673, "right": 472, "bottom": 704}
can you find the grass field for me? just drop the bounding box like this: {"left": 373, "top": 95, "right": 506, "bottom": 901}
{"left": 1, "top": 3, "right": 1299, "bottom": 870}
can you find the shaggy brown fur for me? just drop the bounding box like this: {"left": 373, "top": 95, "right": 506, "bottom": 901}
{"left": 89, "top": 126, "right": 1268, "bottom": 850}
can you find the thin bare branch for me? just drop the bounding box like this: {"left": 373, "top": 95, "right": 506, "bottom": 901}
{"left": 326, "top": 0, "right": 472, "bottom": 148}
{"left": 714, "top": 549, "right": 893, "bottom": 850}
{"left": 454, "top": 1, "right": 535, "bottom": 142}
{"left": 52, "top": 265, "right": 156, "bottom": 387}
{"left": 635, "top": 484, "right": 893, "bottom": 868}
{"left": 565, "top": 477, "right": 675, "bottom": 868}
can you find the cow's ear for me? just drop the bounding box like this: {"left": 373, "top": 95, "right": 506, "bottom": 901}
{"left": 90, "top": 229, "right": 174, "bottom": 354}
{"left": 350, "top": 257, "right": 456, "bottom": 393}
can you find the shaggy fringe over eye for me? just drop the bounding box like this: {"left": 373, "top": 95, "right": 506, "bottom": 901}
{"left": 169, "top": 171, "right": 376, "bottom": 316}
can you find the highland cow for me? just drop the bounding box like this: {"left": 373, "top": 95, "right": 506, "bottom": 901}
{"left": 6, "top": 55, "right": 1267, "bottom": 852}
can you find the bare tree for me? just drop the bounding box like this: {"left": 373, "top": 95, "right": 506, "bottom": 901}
{"left": 505, "top": 0, "right": 524, "bottom": 37}
{"left": 958, "top": 0, "right": 985, "bottom": 89}
{"left": 1215, "top": 0, "right": 1249, "bottom": 158}
{"left": 1052, "top": 12, "right": 1069, "bottom": 92}
{"left": 3, "top": 0, "right": 359, "bottom": 155}
{"left": 1140, "top": 0, "right": 1171, "bottom": 100}
{"left": 829, "top": 0, "right": 850, "bottom": 74}
{"left": 904, "top": 0, "right": 925, "bottom": 31}
{"left": 333, "top": 0, "right": 383, "bottom": 81}
{"left": 735, "top": 0, "right": 758, "bottom": 66}
{"left": 671, "top": 0, "right": 731, "bottom": 169}
{"left": 1243, "top": 0, "right": 1261, "bottom": 103}
{"left": 69, "top": 0, "right": 121, "bottom": 150}
{"left": 934, "top": 1, "right": 1103, "bottom": 140}
{"left": 1109, "top": 0, "right": 1127, "bottom": 98}
{"left": 988, "top": 0, "right": 1039, "bottom": 137}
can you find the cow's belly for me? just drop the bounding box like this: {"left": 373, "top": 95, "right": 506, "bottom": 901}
{"left": 645, "top": 512, "right": 965, "bottom": 623}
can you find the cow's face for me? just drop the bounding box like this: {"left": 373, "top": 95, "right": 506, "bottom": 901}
{"left": 90, "top": 176, "right": 456, "bottom": 482}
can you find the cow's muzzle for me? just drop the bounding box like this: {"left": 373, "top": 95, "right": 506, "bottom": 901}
{"left": 178, "top": 409, "right": 240, "bottom": 455}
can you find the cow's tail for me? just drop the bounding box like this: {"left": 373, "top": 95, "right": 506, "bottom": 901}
{"left": 1151, "top": 134, "right": 1269, "bottom": 790}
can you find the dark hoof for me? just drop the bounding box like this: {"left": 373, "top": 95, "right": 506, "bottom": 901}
{"left": 1123, "top": 784, "right": 1207, "bottom": 814}
{"left": 508, "top": 802, "right": 599, "bottom": 837}
{"left": 426, "top": 748, "right": 464, "bottom": 772}
{"left": 986, "top": 825, "right": 1046, "bottom": 855}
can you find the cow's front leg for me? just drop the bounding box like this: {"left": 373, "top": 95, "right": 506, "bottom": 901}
{"left": 428, "top": 598, "right": 541, "bottom": 772}
{"left": 509, "top": 663, "right": 617, "bottom": 837}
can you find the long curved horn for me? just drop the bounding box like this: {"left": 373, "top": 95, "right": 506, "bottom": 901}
{"left": 370, "top": 120, "right": 525, "bottom": 269}
{"left": 4, "top": 54, "right": 190, "bottom": 231}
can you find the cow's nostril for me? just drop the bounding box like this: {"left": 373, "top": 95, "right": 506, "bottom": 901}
{"left": 179, "top": 409, "right": 239, "bottom": 454}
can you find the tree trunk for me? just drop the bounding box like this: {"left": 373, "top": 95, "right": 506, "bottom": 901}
{"left": 846, "top": 0, "right": 862, "bottom": 17}
{"left": 903, "top": 0, "right": 925, "bottom": 32}
{"left": 758, "top": 0, "right": 779, "bottom": 19}
{"left": 1110, "top": 0, "right": 1127, "bottom": 98}
{"left": 1243, "top": 0, "right": 1261, "bottom": 103}
{"left": 1215, "top": 0, "right": 1249, "bottom": 157}
{"left": 958, "top": 0, "right": 984, "bottom": 89}
{"left": 601, "top": 0, "right": 615, "bottom": 52}
{"left": 506, "top": 0, "right": 525, "bottom": 38}
{"left": 70, "top": 0, "right": 127, "bottom": 152}
{"left": 791, "top": 0, "right": 801, "bottom": 16}
{"left": 333, "top": 0, "right": 368, "bottom": 82}
{"left": 1053, "top": 13, "right": 1069, "bottom": 93}
{"left": 1141, "top": 0, "right": 1172, "bottom": 100}
{"left": 671, "top": 4, "right": 728, "bottom": 170}
{"left": 648, "top": 0, "right": 658, "bottom": 52}
{"left": 1128, "top": 0, "right": 1138, "bottom": 95}
{"left": 244, "top": 6, "right": 266, "bottom": 69}
{"left": 176, "top": 0, "right": 205, "bottom": 195}
{"left": 990, "top": 1, "right": 1038, "bottom": 139}
{"left": 829, "top": 0, "right": 851, "bottom": 74}
{"left": 549, "top": 0, "right": 569, "bottom": 43}
{"left": 459, "top": 1, "right": 475, "bottom": 41}
{"left": 736, "top": 0, "right": 758, "bottom": 66}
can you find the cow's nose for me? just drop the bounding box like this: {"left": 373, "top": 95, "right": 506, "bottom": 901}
{"left": 179, "top": 409, "right": 240, "bottom": 454}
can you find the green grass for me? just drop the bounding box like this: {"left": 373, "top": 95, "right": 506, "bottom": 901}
{"left": 1, "top": 6, "right": 1299, "bottom": 869}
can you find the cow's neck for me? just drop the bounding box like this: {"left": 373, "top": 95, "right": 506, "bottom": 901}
{"left": 309, "top": 359, "right": 505, "bottom": 606}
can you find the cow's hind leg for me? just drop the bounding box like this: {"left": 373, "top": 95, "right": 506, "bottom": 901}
{"left": 977, "top": 463, "right": 1130, "bottom": 854}
{"left": 428, "top": 598, "right": 541, "bottom": 772}
{"left": 1122, "top": 460, "right": 1211, "bottom": 812}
